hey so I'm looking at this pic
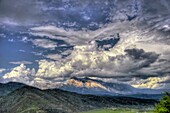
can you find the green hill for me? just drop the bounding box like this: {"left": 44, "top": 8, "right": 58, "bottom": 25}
{"left": 0, "top": 83, "right": 158, "bottom": 113}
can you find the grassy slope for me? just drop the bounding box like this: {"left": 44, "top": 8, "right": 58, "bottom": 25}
{"left": 0, "top": 85, "right": 158, "bottom": 113}
{"left": 81, "top": 108, "right": 154, "bottom": 113}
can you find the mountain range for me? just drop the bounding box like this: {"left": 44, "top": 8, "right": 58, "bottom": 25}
{"left": 0, "top": 81, "right": 158, "bottom": 113}
{"left": 60, "top": 77, "right": 167, "bottom": 99}
{"left": 0, "top": 77, "right": 166, "bottom": 99}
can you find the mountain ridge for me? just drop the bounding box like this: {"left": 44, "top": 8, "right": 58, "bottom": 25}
{"left": 59, "top": 77, "right": 168, "bottom": 99}
{"left": 0, "top": 77, "right": 168, "bottom": 100}
{"left": 0, "top": 82, "right": 158, "bottom": 113}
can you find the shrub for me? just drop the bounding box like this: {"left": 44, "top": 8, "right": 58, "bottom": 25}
{"left": 155, "top": 92, "right": 170, "bottom": 113}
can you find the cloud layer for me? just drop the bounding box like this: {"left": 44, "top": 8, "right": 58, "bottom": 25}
{"left": 0, "top": 0, "right": 170, "bottom": 92}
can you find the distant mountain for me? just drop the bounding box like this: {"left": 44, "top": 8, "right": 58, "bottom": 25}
{"left": 0, "top": 77, "right": 166, "bottom": 100}
{"left": 60, "top": 77, "right": 135, "bottom": 96}
{"left": 59, "top": 77, "right": 166, "bottom": 99}
{"left": 0, "top": 82, "right": 158, "bottom": 113}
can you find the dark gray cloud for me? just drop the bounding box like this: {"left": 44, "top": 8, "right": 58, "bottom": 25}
{"left": 0, "top": 0, "right": 115, "bottom": 28}
{"left": 125, "top": 49, "right": 159, "bottom": 67}
{"left": 0, "top": 0, "right": 44, "bottom": 24}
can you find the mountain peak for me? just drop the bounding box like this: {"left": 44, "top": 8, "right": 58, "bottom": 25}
{"left": 67, "top": 77, "right": 107, "bottom": 90}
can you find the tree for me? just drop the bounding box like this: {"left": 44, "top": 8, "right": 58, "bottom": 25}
{"left": 155, "top": 92, "right": 170, "bottom": 113}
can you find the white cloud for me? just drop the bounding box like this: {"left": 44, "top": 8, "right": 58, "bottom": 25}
{"left": 9, "top": 61, "right": 33, "bottom": 65}
{"left": 31, "top": 39, "right": 58, "bottom": 50}
{"left": 131, "top": 76, "right": 169, "bottom": 89}
{"left": 45, "top": 54, "right": 62, "bottom": 61}
{"left": 30, "top": 23, "right": 121, "bottom": 45}
{"left": 0, "top": 64, "right": 67, "bottom": 89}
{"left": 36, "top": 60, "right": 73, "bottom": 78}
{"left": 31, "top": 51, "right": 43, "bottom": 56}
{"left": 0, "top": 68, "right": 6, "bottom": 73}
{"left": 2, "top": 64, "right": 35, "bottom": 84}
{"left": 21, "top": 37, "right": 29, "bottom": 43}
{"left": 18, "top": 50, "right": 26, "bottom": 52}
{"left": 31, "top": 77, "right": 65, "bottom": 89}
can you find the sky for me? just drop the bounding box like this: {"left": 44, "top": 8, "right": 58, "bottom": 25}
{"left": 0, "top": 0, "right": 170, "bottom": 92}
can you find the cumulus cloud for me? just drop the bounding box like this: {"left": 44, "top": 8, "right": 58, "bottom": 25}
{"left": 2, "top": 64, "right": 35, "bottom": 84}
{"left": 131, "top": 76, "right": 169, "bottom": 89}
{"left": 0, "top": 64, "right": 66, "bottom": 89}
{"left": 35, "top": 60, "right": 73, "bottom": 78}
{"left": 0, "top": 46, "right": 160, "bottom": 88}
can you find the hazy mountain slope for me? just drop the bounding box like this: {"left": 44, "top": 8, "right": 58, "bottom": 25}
{"left": 60, "top": 77, "right": 136, "bottom": 96}
{"left": 0, "top": 83, "right": 158, "bottom": 113}
{"left": 59, "top": 77, "right": 168, "bottom": 99}
{"left": 0, "top": 82, "right": 25, "bottom": 96}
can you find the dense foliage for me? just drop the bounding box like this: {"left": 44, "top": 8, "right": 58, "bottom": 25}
{"left": 155, "top": 92, "right": 170, "bottom": 113}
